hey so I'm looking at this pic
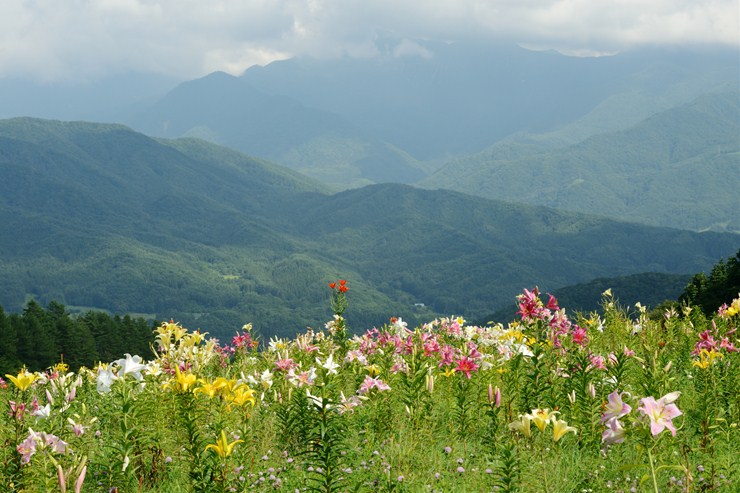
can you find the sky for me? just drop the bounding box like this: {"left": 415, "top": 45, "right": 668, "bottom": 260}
{"left": 1, "top": 0, "right": 737, "bottom": 83}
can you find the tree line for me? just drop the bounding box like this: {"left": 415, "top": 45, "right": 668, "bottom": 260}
{"left": 1, "top": 248, "right": 737, "bottom": 375}
{"left": 0, "top": 300, "right": 155, "bottom": 374}
{"left": 680, "top": 249, "right": 740, "bottom": 316}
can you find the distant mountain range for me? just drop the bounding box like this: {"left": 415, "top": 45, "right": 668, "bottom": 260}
{"left": 420, "top": 91, "right": 740, "bottom": 232}
{"left": 1, "top": 118, "right": 736, "bottom": 339}
{"left": 120, "top": 41, "right": 739, "bottom": 231}
{"left": 1, "top": 40, "right": 736, "bottom": 232}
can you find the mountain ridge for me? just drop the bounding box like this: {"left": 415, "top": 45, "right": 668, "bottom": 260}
{"left": 419, "top": 90, "right": 740, "bottom": 232}
{"left": 1, "top": 118, "right": 737, "bottom": 339}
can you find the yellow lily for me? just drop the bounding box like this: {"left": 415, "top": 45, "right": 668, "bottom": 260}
{"left": 508, "top": 414, "right": 532, "bottom": 437}
{"left": 213, "top": 377, "right": 238, "bottom": 393}
{"left": 205, "top": 430, "right": 243, "bottom": 458}
{"left": 228, "top": 386, "right": 257, "bottom": 408}
{"left": 6, "top": 370, "right": 37, "bottom": 391}
{"left": 531, "top": 408, "right": 558, "bottom": 432}
{"left": 692, "top": 349, "right": 723, "bottom": 369}
{"left": 194, "top": 381, "right": 221, "bottom": 398}
{"left": 552, "top": 418, "right": 577, "bottom": 442}
{"left": 163, "top": 367, "right": 198, "bottom": 393}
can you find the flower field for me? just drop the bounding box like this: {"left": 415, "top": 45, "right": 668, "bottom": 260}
{"left": 2, "top": 283, "right": 739, "bottom": 492}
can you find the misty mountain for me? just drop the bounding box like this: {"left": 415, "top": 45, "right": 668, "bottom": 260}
{"left": 1, "top": 118, "right": 737, "bottom": 340}
{"left": 239, "top": 40, "right": 737, "bottom": 159}
{"left": 127, "top": 71, "right": 425, "bottom": 187}
{"left": 419, "top": 91, "right": 740, "bottom": 232}
{"left": 2, "top": 40, "right": 736, "bottom": 199}
{"left": 124, "top": 40, "right": 737, "bottom": 194}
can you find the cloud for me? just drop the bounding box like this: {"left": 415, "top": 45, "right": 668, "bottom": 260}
{"left": 0, "top": 0, "right": 737, "bottom": 82}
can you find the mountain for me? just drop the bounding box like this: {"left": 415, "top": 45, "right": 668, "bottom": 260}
{"left": 1, "top": 118, "right": 737, "bottom": 340}
{"left": 127, "top": 71, "right": 425, "bottom": 188}
{"left": 123, "top": 42, "right": 738, "bottom": 189}
{"left": 2, "top": 41, "right": 736, "bottom": 198}
{"left": 419, "top": 91, "right": 740, "bottom": 232}
{"left": 239, "top": 40, "right": 738, "bottom": 160}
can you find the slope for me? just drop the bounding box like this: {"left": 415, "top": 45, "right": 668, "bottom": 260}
{"left": 127, "top": 71, "right": 424, "bottom": 188}
{"left": 0, "top": 118, "right": 737, "bottom": 340}
{"left": 419, "top": 91, "right": 740, "bottom": 232}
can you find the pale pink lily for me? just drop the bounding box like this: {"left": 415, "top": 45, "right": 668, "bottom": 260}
{"left": 637, "top": 392, "right": 682, "bottom": 436}
{"left": 602, "top": 418, "right": 626, "bottom": 445}
{"left": 358, "top": 375, "right": 391, "bottom": 395}
{"left": 601, "top": 390, "right": 632, "bottom": 424}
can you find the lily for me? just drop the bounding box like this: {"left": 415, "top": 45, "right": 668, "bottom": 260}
{"left": 638, "top": 392, "right": 682, "bottom": 437}
{"left": 228, "top": 386, "right": 257, "bottom": 407}
{"left": 531, "top": 408, "right": 558, "bottom": 432}
{"left": 6, "top": 370, "right": 37, "bottom": 392}
{"left": 601, "top": 390, "right": 632, "bottom": 424}
{"left": 205, "top": 430, "right": 243, "bottom": 458}
{"left": 113, "top": 354, "right": 146, "bottom": 381}
{"left": 551, "top": 418, "right": 577, "bottom": 442}
{"left": 508, "top": 414, "right": 533, "bottom": 437}
{"left": 163, "top": 367, "right": 198, "bottom": 393}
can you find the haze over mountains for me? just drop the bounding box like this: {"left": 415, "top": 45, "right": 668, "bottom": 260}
{"left": 0, "top": 39, "right": 738, "bottom": 339}
{"left": 123, "top": 41, "right": 740, "bottom": 231}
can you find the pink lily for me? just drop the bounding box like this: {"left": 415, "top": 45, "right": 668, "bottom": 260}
{"left": 638, "top": 392, "right": 682, "bottom": 436}
{"left": 601, "top": 390, "right": 631, "bottom": 424}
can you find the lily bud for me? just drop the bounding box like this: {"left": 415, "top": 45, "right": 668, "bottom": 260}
{"left": 74, "top": 465, "right": 87, "bottom": 493}
{"left": 57, "top": 464, "right": 66, "bottom": 493}
{"left": 662, "top": 391, "right": 680, "bottom": 404}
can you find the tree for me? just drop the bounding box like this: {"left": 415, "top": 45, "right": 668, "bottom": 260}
{"left": 0, "top": 306, "right": 21, "bottom": 374}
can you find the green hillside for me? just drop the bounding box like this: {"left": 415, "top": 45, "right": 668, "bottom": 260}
{"left": 1, "top": 118, "right": 737, "bottom": 340}
{"left": 419, "top": 91, "right": 740, "bottom": 232}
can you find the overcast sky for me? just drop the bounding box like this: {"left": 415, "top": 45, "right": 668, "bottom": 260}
{"left": 1, "top": 0, "right": 737, "bottom": 83}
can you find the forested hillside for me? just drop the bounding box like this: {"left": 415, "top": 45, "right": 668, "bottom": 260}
{"left": 0, "top": 301, "right": 154, "bottom": 374}
{"left": 681, "top": 249, "right": 740, "bottom": 315}
{"left": 1, "top": 118, "right": 737, "bottom": 340}
{"left": 420, "top": 91, "right": 740, "bottom": 232}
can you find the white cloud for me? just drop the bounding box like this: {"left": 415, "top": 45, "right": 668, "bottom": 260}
{"left": 0, "top": 0, "right": 737, "bottom": 82}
